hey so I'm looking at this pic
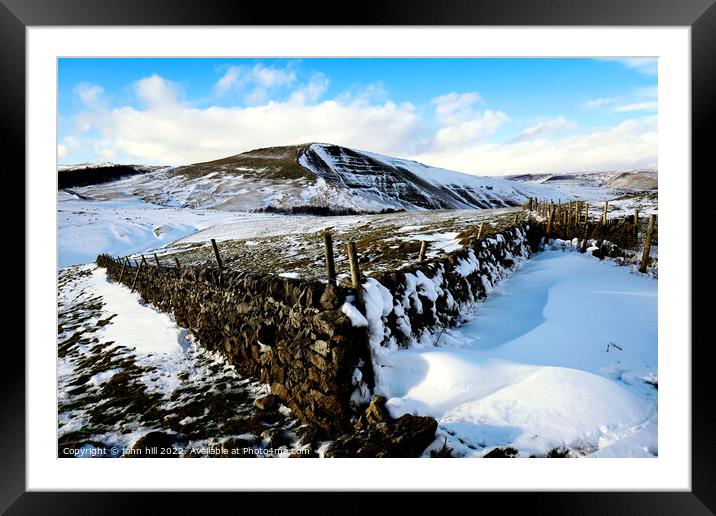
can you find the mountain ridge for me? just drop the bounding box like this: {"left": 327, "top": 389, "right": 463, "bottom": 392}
{"left": 58, "top": 143, "right": 630, "bottom": 213}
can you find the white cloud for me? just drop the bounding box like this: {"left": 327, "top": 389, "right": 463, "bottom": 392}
{"left": 252, "top": 65, "right": 295, "bottom": 88}
{"left": 431, "top": 110, "right": 509, "bottom": 150}
{"left": 335, "top": 81, "right": 388, "bottom": 105}
{"left": 432, "top": 92, "right": 483, "bottom": 125}
{"left": 74, "top": 83, "right": 104, "bottom": 106}
{"left": 413, "top": 116, "right": 657, "bottom": 175}
{"left": 584, "top": 85, "right": 657, "bottom": 113}
{"left": 583, "top": 97, "right": 612, "bottom": 110}
{"left": 613, "top": 101, "right": 658, "bottom": 113}
{"left": 59, "top": 133, "right": 120, "bottom": 164}
{"left": 423, "top": 92, "right": 508, "bottom": 151}
{"left": 97, "top": 148, "right": 116, "bottom": 159}
{"left": 66, "top": 75, "right": 656, "bottom": 174}
{"left": 76, "top": 75, "right": 421, "bottom": 164}
{"left": 288, "top": 73, "right": 330, "bottom": 104}
{"left": 601, "top": 57, "right": 658, "bottom": 76}
{"left": 214, "top": 63, "right": 298, "bottom": 102}
{"left": 510, "top": 116, "right": 577, "bottom": 143}
{"left": 214, "top": 67, "right": 239, "bottom": 97}
{"left": 135, "top": 74, "right": 180, "bottom": 109}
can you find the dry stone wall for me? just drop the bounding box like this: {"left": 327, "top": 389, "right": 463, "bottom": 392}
{"left": 96, "top": 223, "right": 545, "bottom": 439}
{"left": 366, "top": 223, "right": 544, "bottom": 352}
{"left": 95, "top": 255, "right": 371, "bottom": 435}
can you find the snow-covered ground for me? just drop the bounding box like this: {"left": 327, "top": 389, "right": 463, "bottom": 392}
{"left": 127, "top": 207, "right": 526, "bottom": 280}
{"left": 372, "top": 249, "right": 657, "bottom": 457}
{"left": 57, "top": 265, "right": 304, "bottom": 457}
{"left": 58, "top": 193, "right": 247, "bottom": 267}
{"left": 598, "top": 194, "right": 658, "bottom": 220}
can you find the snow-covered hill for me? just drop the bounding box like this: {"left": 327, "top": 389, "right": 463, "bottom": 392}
{"left": 58, "top": 161, "right": 117, "bottom": 171}
{"left": 297, "top": 143, "right": 568, "bottom": 210}
{"left": 505, "top": 170, "right": 658, "bottom": 191}
{"left": 61, "top": 143, "right": 588, "bottom": 213}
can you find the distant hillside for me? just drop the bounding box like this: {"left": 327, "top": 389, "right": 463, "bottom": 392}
{"left": 61, "top": 143, "right": 629, "bottom": 214}
{"left": 146, "top": 143, "right": 575, "bottom": 212}
{"left": 504, "top": 170, "right": 657, "bottom": 191}
{"left": 58, "top": 164, "right": 152, "bottom": 189}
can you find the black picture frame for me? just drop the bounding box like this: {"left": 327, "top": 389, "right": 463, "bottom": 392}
{"left": 5, "top": 0, "right": 712, "bottom": 513}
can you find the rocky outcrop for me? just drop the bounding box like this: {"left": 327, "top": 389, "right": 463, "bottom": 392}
{"left": 325, "top": 414, "right": 438, "bottom": 458}
{"left": 321, "top": 395, "right": 438, "bottom": 458}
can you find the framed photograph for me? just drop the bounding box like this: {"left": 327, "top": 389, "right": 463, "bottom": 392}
{"left": 8, "top": 0, "right": 712, "bottom": 512}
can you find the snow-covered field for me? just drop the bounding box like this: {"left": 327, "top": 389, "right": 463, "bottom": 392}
{"left": 597, "top": 193, "right": 658, "bottom": 219}
{"left": 57, "top": 265, "right": 305, "bottom": 457}
{"left": 151, "top": 207, "right": 528, "bottom": 282}
{"left": 372, "top": 249, "right": 657, "bottom": 458}
{"left": 58, "top": 193, "right": 247, "bottom": 267}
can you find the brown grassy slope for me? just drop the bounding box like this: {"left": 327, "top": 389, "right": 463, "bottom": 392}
{"left": 169, "top": 144, "right": 314, "bottom": 180}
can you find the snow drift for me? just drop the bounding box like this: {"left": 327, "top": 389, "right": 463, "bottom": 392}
{"left": 349, "top": 229, "right": 657, "bottom": 458}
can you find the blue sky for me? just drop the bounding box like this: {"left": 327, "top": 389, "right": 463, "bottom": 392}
{"left": 58, "top": 57, "right": 657, "bottom": 175}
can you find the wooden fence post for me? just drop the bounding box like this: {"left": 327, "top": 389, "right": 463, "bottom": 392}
{"left": 346, "top": 240, "right": 375, "bottom": 388}
{"left": 418, "top": 240, "right": 428, "bottom": 262}
{"left": 141, "top": 255, "right": 148, "bottom": 267}
{"left": 210, "top": 239, "right": 223, "bottom": 270}
{"left": 575, "top": 201, "right": 580, "bottom": 227}
{"left": 118, "top": 259, "right": 126, "bottom": 282}
{"left": 210, "top": 238, "right": 224, "bottom": 286}
{"left": 323, "top": 231, "right": 337, "bottom": 284}
{"left": 153, "top": 253, "right": 161, "bottom": 267}
{"left": 130, "top": 260, "right": 142, "bottom": 292}
{"left": 174, "top": 256, "right": 181, "bottom": 268}
{"left": 603, "top": 201, "right": 609, "bottom": 224}
{"left": 639, "top": 215, "right": 656, "bottom": 273}
{"left": 557, "top": 199, "right": 562, "bottom": 225}
{"left": 513, "top": 212, "right": 519, "bottom": 225}
{"left": 477, "top": 222, "right": 485, "bottom": 240}
{"left": 583, "top": 202, "right": 589, "bottom": 224}
{"left": 545, "top": 204, "right": 555, "bottom": 242}
{"left": 634, "top": 208, "right": 639, "bottom": 241}
{"left": 346, "top": 241, "right": 364, "bottom": 310}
